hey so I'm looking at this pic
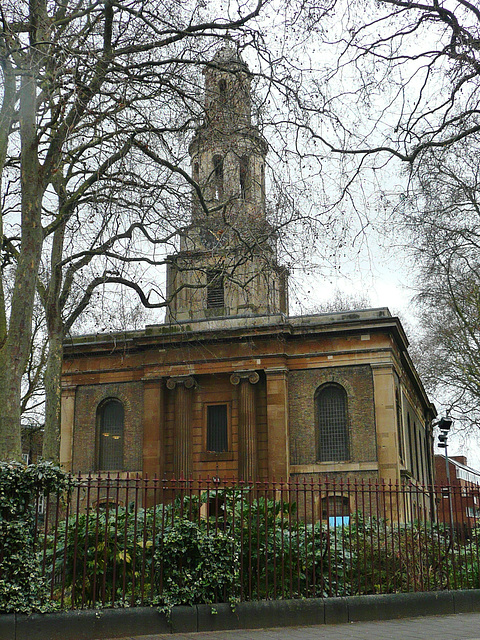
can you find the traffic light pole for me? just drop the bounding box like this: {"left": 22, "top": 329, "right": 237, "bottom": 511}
{"left": 437, "top": 416, "right": 455, "bottom": 544}
{"left": 444, "top": 442, "right": 455, "bottom": 544}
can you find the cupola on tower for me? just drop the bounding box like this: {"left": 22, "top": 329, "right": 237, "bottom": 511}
{"left": 166, "top": 46, "right": 288, "bottom": 322}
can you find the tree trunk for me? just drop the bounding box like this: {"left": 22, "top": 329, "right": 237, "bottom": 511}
{"left": 0, "top": 65, "right": 43, "bottom": 460}
{"left": 40, "top": 186, "right": 67, "bottom": 463}
{"left": 42, "top": 330, "right": 64, "bottom": 463}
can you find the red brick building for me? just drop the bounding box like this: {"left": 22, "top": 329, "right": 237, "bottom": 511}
{"left": 435, "top": 455, "right": 480, "bottom": 535}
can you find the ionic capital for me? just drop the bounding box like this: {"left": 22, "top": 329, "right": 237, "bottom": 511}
{"left": 166, "top": 375, "right": 196, "bottom": 390}
{"left": 230, "top": 370, "right": 260, "bottom": 386}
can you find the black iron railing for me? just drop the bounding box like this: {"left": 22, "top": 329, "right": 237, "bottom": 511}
{"left": 31, "top": 475, "right": 480, "bottom": 609}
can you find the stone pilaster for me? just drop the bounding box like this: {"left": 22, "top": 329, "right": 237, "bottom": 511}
{"left": 60, "top": 386, "right": 76, "bottom": 471}
{"left": 265, "top": 367, "right": 289, "bottom": 480}
{"left": 372, "top": 362, "right": 400, "bottom": 486}
{"left": 167, "top": 375, "right": 196, "bottom": 478}
{"left": 230, "top": 370, "right": 259, "bottom": 480}
{"left": 142, "top": 378, "right": 164, "bottom": 480}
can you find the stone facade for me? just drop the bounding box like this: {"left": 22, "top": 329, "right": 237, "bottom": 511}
{"left": 62, "top": 310, "right": 434, "bottom": 490}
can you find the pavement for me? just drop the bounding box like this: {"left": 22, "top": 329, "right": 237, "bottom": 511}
{"left": 104, "top": 612, "right": 480, "bottom": 640}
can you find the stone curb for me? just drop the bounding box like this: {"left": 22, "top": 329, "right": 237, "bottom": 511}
{"left": 2, "top": 590, "right": 480, "bottom": 640}
{"left": 9, "top": 608, "right": 169, "bottom": 640}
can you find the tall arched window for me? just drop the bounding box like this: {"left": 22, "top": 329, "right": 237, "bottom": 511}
{"left": 395, "top": 389, "right": 404, "bottom": 463}
{"left": 193, "top": 162, "right": 199, "bottom": 182}
{"left": 239, "top": 155, "right": 249, "bottom": 200}
{"left": 212, "top": 155, "right": 224, "bottom": 200}
{"left": 98, "top": 399, "right": 124, "bottom": 471}
{"left": 316, "top": 384, "right": 349, "bottom": 462}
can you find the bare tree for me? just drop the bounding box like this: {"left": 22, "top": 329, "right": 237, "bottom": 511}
{"left": 400, "top": 138, "right": 480, "bottom": 430}
{"left": 279, "top": 0, "right": 480, "bottom": 428}
{"left": 0, "top": 0, "right": 274, "bottom": 460}
{"left": 291, "top": 0, "right": 480, "bottom": 165}
{"left": 306, "top": 289, "right": 372, "bottom": 314}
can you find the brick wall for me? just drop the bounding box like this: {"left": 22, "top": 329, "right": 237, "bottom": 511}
{"left": 73, "top": 382, "right": 143, "bottom": 473}
{"left": 288, "top": 365, "right": 377, "bottom": 466}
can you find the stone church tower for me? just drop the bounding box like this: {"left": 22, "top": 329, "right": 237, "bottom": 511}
{"left": 166, "top": 47, "right": 288, "bottom": 322}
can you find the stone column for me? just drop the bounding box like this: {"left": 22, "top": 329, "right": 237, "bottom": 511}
{"left": 230, "top": 370, "right": 259, "bottom": 481}
{"left": 142, "top": 378, "right": 164, "bottom": 480}
{"left": 166, "top": 375, "right": 196, "bottom": 479}
{"left": 265, "top": 367, "right": 289, "bottom": 480}
{"left": 59, "top": 386, "right": 76, "bottom": 471}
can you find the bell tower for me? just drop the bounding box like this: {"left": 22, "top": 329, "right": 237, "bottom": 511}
{"left": 166, "top": 47, "right": 288, "bottom": 322}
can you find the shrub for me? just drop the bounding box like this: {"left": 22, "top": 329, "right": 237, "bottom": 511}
{"left": 42, "top": 487, "right": 480, "bottom": 610}
{"left": 46, "top": 502, "right": 170, "bottom": 607}
{"left": 153, "top": 518, "right": 239, "bottom": 614}
{"left": 0, "top": 461, "right": 70, "bottom": 613}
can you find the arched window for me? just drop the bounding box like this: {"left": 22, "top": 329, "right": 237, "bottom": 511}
{"left": 395, "top": 389, "right": 404, "bottom": 463}
{"left": 98, "top": 399, "right": 124, "bottom": 471}
{"left": 239, "top": 155, "right": 249, "bottom": 200}
{"left": 316, "top": 384, "right": 349, "bottom": 462}
{"left": 212, "top": 155, "right": 223, "bottom": 200}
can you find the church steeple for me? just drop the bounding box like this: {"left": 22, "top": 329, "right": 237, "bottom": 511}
{"left": 189, "top": 46, "right": 268, "bottom": 224}
{"left": 166, "top": 47, "right": 288, "bottom": 323}
{"left": 204, "top": 46, "right": 252, "bottom": 130}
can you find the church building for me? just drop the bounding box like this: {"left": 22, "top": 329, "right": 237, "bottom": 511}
{"left": 60, "top": 48, "right": 435, "bottom": 492}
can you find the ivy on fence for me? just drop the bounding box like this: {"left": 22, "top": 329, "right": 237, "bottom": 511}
{"left": 0, "top": 461, "right": 70, "bottom": 613}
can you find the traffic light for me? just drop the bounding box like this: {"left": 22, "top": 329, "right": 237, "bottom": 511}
{"left": 438, "top": 417, "right": 453, "bottom": 432}
{"left": 438, "top": 433, "right": 448, "bottom": 449}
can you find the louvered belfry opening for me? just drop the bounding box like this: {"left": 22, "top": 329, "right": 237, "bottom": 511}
{"left": 207, "top": 404, "right": 228, "bottom": 452}
{"left": 316, "top": 384, "right": 349, "bottom": 462}
{"left": 99, "top": 399, "right": 124, "bottom": 470}
{"left": 206, "top": 269, "right": 225, "bottom": 309}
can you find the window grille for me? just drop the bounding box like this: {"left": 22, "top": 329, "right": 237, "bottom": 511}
{"left": 207, "top": 270, "right": 224, "bottom": 308}
{"left": 99, "top": 399, "right": 124, "bottom": 471}
{"left": 316, "top": 384, "right": 349, "bottom": 462}
{"left": 207, "top": 404, "right": 228, "bottom": 452}
{"left": 407, "top": 413, "right": 415, "bottom": 474}
{"left": 417, "top": 425, "right": 424, "bottom": 483}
